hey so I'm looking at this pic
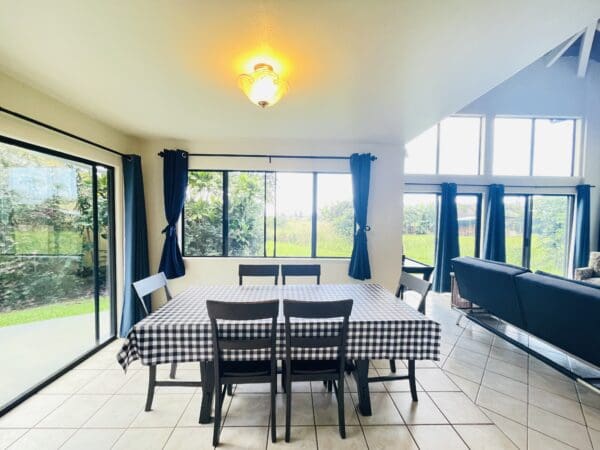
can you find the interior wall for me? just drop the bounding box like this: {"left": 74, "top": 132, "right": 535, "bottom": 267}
{"left": 0, "top": 70, "right": 138, "bottom": 320}
{"left": 139, "top": 138, "right": 404, "bottom": 306}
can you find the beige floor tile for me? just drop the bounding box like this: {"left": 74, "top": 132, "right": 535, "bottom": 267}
{"left": 0, "top": 394, "right": 69, "bottom": 428}
{"left": 83, "top": 394, "right": 145, "bottom": 428}
{"left": 8, "top": 428, "right": 76, "bottom": 450}
{"left": 316, "top": 425, "right": 367, "bottom": 449}
{"left": 408, "top": 425, "right": 468, "bottom": 449}
{"left": 455, "top": 336, "right": 491, "bottom": 356}
{"left": 583, "top": 404, "right": 600, "bottom": 431}
{"left": 415, "top": 359, "right": 439, "bottom": 368}
{"left": 382, "top": 374, "right": 424, "bottom": 393}
{"left": 528, "top": 371, "right": 578, "bottom": 401}
{"left": 486, "top": 358, "right": 528, "bottom": 384}
{"left": 461, "top": 328, "right": 494, "bottom": 345}
{"left": 36, "top": 394, "right": 110, "bottom": 428}
{"left": 529, "top": 385, "right": 585, "bottom": 424}
{"left": 482, "top": 370, "right": 528, "bottom": 402}
{"left": 589, "top": 428, "right": 600, "bottom": 449}
{"left": 275, "top": 393, "right": 313, "bottom": 426}
{"left": 77, "top": 353, "right": 120, "bottom": 370}
{"left": 443, "top": 357, "right": 485, "bottom": 384}
{"left": 429, "top": 391, "right": 491, "bottom": 424}
{"left": 415, "top": 368, "right": 460, "bottom": 391}
{"left": 371, "top": 359, "right": 400, "bottom": 370}
{"left": 578, "top": 383, "right": 600, "bottom": 410}
{"left": 224, "top": 393, "right": 272, "bottom": 426}
{"left": 528, "top": 404, "right": 592, "bottom": 450}
{"left": 0, "top": 428, "right": 27, "bottom": 449}
{"left": 488, "top": 348, "right": 528, "bottom": 369}
{"left": 116, "top": 370, "right": 149, "bottom": 394}
{"left": 363, "top": 425, "right": 418, "bottom": 450}
{"left": 129, "top": 394, "right": 193, "bottom": 428}
{"left": 476, "top": 387, "right": 527, "bottom": 425}
{"left": 60, "top": 428, "right": 124, "bottom": 450}
{"left": 492, "top": 338, "right": 527, "bottom": 356}
{"left": 528, "top": 429, "right": 576, "bottom": 450}
{"left": 390, "top": 392, "right": 447, "bottom": 424}
{"left": 218, "top": 426, "right": 268, "bottom": 449}
{"left": 40, "top": 369, "right": 103, "bottom": 394}
{"left": 480, "top": 407, "right": 527, "bottom": 450}
{"left": 351, "top": 392, "right": 403, "bottom": 425}
{"left": 163, "top": 427, "right": 214, "bottom": 449}
{"left": 449, "top": 346, "right": 489, "bottom": 368}
{"left": 77, "top": 369, "right": 135, "bottom": 395}
{"left": 313, "top": 392, "right": 359, "bottom": 425}
{"left": 454, "top": 424, "right": 517, "bottom": 449}
{"left": 177, "top": 393, "right": 221, "bottom": 427}
{"left": 445, "top": 373, "right": 480, "bottom": 401}
{"left": 111, "top": 427, "right": 173, "bottom": 450}
{"left": 269, "top": 426, "right": 317, "bottom": 449}
{"left": 345, "top": 369, "right": 387, "bottom": 393}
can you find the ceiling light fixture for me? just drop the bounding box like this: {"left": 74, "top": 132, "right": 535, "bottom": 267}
{"left": 238, "top": 63, "right": 288, "bottom": 108}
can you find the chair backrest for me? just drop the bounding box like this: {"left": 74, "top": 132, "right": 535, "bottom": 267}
{"left": 206, "top": 300, "right": 280, "bottom": 376}
{"left": 283, "top": 299, "right": 353, "bottom": 370}
{"left": 238, "top": 264, "right": 279, "bottom": 285}
{"left": 395, "top": 271, "right": 431, "bottom": 298}
{"left": 281, "top": 264, "right": 321, "bottom": 285}
{"left": 132, "top": 272, "right": 172, "bottom": 316}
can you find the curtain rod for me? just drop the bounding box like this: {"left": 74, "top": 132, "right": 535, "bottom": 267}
{"left": 405, "top": 182, "right": 595, "bottom": 188}
{"left": 0, "top": 105, "right": 129, "bottom": 159}
{"left": 158, "top": 152, "right": 377, "bottom": 162}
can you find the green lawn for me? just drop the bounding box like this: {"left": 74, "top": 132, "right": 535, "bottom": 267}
{"left": 0, "top": 296, "right": 109, "bottom": 328}
{"left": 13, "top": 230, "right": 82, "bottom": 255}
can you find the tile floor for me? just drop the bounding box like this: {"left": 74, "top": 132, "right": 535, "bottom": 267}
{"left": 0, "top": 293, "right": 598, "bottom": 449}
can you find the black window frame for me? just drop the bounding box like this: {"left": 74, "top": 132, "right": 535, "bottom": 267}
{"left": 182, "top": 169, "right": 354, "bottom": 259}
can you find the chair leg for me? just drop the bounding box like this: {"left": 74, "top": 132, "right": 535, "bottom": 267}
{"left": 271, "top": 376, "right": 277, "bottom": 443}
{"left": 145, "top": 365, "right": 156, "bottom": 411}
{"left": 213, "top": 383, "right": 222, "bottom": 447}
{"left": 285, "top": 378, "right": 292, "bottom": 442}
{"left": 226, "top": 384, "right": 233, "bottom": 396}
{"left": 327, "top": 380, "right": 333, "bottom": 392}
{"left": 169, "top": 362, "right": 177, "bottom": 379}
{"left": 337, "top": 376, "right": 346, "bottom": 439}
{"left": 389, "top": 359, "right": 396, "bottom": 373}
{"left": 408, "top": 360, "right": 418, "bottom": 402}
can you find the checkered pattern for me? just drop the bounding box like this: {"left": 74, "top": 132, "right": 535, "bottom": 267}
{"left": 117, "top": 284, "right": 441, "bottom": 369}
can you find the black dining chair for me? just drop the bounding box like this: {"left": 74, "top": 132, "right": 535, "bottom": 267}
{"left": 206, "top": 299, "right": 279, "bottom": 446}
{"left": 238, "top": 264, "right": 280, "bottom": 285}
{"left": 282, "top": 299, "right": 353, "bottom": 441}
{"left": 281, "top": 264, "right": 321, "bottom": 285}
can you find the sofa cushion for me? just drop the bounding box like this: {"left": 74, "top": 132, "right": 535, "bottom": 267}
{"left": 452, "top": 257, "right": 529, "bottom": 328}
{"left": 515, "top": 272, "right": 600, "bottom": 367}
{"left": 536, "top": 271, "right": 600, "bottom": 290}
{"left": 590, "top": 252, "right": 600, "bottom": 274}
{"left": 586, "top": 277, "right": 600, "bottom": 286}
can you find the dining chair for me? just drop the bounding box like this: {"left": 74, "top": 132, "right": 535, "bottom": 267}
{"left": 283, "top": 299, "right": 353, "bottom": 441}
{"left": 207, "top": 299, "right": 279, "bottom": 446}
{"left": 281, "top": 264, "right": 321, "bottom": 285}
{"left": 238, "top": 264, "right": 279, "bottom": 285}
{"left": 389, "top": 271, "right": 431, "bottom": 374}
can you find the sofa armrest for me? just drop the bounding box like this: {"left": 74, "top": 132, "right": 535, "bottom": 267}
{"left": 574, "top": 267, "right": 594, "bottom": 280}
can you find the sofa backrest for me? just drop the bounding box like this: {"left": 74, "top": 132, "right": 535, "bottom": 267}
{"left": 452, "top": 256, "right": 529, "bottom": 328}
{"left": 515, "top": 272, "right": 600, "bottom": 367}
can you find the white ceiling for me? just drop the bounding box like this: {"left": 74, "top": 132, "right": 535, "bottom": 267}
{"left": 0, "top": 0, "right": 599, "bottom": 144}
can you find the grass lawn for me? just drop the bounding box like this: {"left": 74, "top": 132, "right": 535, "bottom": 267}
{"left": 0, "top": 296, "right": 109, "bottom": 328}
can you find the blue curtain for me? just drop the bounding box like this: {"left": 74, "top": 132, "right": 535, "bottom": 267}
{"left": 573, "top": 184, "right": 591, "bottom": 271}
{"left": 119, "top": 155, "right": 150, "bottom": 337}
{"left": 348, "top": 153, "right": 372, "bottom": 280}
{"left": 483, "top": 184, "right": 506, "bottom": 262}
{"left": 433, "top": 183, "right": 459, "bottom": 292}
{"left": 158, "top": 150, "right": 188, "bottom": 279}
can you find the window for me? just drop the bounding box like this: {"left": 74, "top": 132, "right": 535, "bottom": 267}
{"left": 493, "top": 118, "right": 576, "bottom": 176}
{"left": 503, "top": 194, "right": 573, "bottom": 275}
{"left": 0, "top": 136, "right": 116, "bottom": 410}
{"left": 183, "top": 171, "right": 354, "bottom": 258}
{"left": 405, "top": 116, "right": 483, "bottom": 175}
{"left": 456, "top": 195, "right": 482, "bottom": 258}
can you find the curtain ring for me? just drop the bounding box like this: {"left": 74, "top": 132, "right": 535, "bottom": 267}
{"left": 364, "top": 225, "right": 371, "bottom": 231}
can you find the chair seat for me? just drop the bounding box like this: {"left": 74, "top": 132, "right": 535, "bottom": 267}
{"left": 221, "top": 360, "right": 271, "bottom": 377}
{"left": 290, "top": 359, "right": 339, "bottom": 375}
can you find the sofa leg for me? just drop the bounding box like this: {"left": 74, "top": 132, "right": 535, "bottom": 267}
{"left": 455, "top": 315, "right": 463, "bottom": 327}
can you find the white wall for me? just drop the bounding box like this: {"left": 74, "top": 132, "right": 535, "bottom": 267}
{"left": 139, "top": 138, "right": 404, "bottom": 307}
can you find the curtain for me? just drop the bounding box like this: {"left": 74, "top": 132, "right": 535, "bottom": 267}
{"left": 433, "top": 182, "right": 459, "bottom": 292}
{"left": 119, "top": 155, "right": 150, "bottom": 337}
{"left": 158, "top": 149, "right": 188, "bottom": 279}
{"left": 483, "top": 184, "right": 506, "bottom": 262}
{"left": 573, "top": 184, "right": 591, "bottom": 271}
{"left": 348, "top": 153, "right": 372, "bottom": 280}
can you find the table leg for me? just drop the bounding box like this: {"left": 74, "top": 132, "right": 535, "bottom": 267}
{"left": 408, "top": 359, "right": 418, "bottom": 401}
{"left": 145, "top": 365, "right": 156, "bottom": 411}
{"left": 199, "top": 361, "right": 214, "bottom": 424}
{"left": 352, "top": 359, "right": 371, "bottom": 416}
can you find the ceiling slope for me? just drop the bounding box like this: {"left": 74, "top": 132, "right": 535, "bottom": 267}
{"left": 0, "top": 0, "right": 598, "bottom": 145}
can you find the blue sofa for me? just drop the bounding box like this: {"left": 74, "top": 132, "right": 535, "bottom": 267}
{"left": 452, "top": 256, "right": 600, "bottom": 368}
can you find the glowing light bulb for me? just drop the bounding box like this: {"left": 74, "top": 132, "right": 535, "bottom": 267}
{"left": 239, "top": 63, "right": 288, "bottom": 108}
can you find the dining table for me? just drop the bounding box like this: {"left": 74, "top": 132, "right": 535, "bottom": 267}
{"left": 117, "top": 283, "right": 441, "bottom": 423}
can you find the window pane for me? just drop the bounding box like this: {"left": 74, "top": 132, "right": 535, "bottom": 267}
{"left": 405, "top": 126, "right": 437, "bottom": 174}
{"left": 402, "top": 194, "right": 437, "bottom": 265}
{"left": 316, "top": 174, "right": 353, "bottom": 257}
{"left": 438, "top": 116, "right": 481, "bottom": 175}
{"left": 184, "top": 171, "right": 223, "bottom": 256}
{"left": 228, "top": 172, "right": 265, "bottom": 257}
{"left": 275, "top": 173, "right": 312, "bottom": 257}
{"left": 530, "top": 196, "right": 570, "bottom": 275}
{"left": 532, "top": 119, "right": 574, "bottom": 176}
{"left": 265, "top": 173, "right": 276, "bottom": 257}
{"left": 456, "top": 195, "right": 479, "bottom": 257}
{"left": 97, "top": 167, "right": 113, "bottom": 341}
{"left": 493, "top": 118, "right": 531, "bottom": 176}
{"left": 504, "top": 196, "right": 526, "bottom": 266}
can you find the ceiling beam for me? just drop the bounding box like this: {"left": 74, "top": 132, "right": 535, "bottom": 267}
{"left": 546, "top": 30, "right": 584, "bottom": 68}
{"left": 577, "top": 22, "right": 597, "bottom": 78}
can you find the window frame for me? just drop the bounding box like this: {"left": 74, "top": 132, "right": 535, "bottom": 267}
{"left": 182, "top": 169, "right": 354, "bottom": 259}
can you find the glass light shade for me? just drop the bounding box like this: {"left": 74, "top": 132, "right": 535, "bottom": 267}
{"left": 238, "top": 63, "right": 288, "bottom": 108}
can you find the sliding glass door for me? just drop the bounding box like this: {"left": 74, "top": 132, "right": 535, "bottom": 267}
{"left": 0, "top": 137, "right": 116, "bottom": 410}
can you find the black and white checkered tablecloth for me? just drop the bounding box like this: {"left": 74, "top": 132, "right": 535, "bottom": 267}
{"left": 117, "top": 284, "right": 441, "bottom": 370}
